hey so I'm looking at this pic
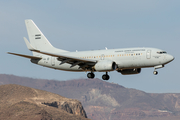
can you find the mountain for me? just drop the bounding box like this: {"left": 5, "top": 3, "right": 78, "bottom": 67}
{"left": 0, "top": 84, "right": 89, "bottom": 120}
{"left": 1, "top": 74, "right": 180, "bottom": 120}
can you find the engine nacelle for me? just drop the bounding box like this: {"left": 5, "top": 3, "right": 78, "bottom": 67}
{"left": 118, "top": 68, "right": 141, "bottom": 75}
{"left": 94, "top": 60, "right": 117, "bottom": 72}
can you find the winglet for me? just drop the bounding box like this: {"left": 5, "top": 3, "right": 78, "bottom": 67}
{"left": 23, "top": 37, "right": 36, "bottom": 51}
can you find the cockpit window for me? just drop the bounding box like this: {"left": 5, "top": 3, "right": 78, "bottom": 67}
{"left": 157, "top": 51, "right": 167, "bottom": 54}
{"left": 163, "top": 51, "right": 167, "bottom": 54}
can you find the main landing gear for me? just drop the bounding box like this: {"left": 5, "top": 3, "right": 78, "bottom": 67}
{"left": 102, "top": 72, "right": 110, "bottom": 80}
{"left": 87, "top": 72, "right": 95, "bottom": 79}
{"left": 87, "top": 72, "right": 110, "bottom": 80}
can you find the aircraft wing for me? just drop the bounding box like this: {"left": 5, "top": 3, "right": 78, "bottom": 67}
{"left": 32, "top": 50, "right": 97, "bottom": 69}
{"left": 7, "top": 52, "right": 42, "bottom": 59}
{"left": 14, "top": 37, "right": 97, "bottom": 70}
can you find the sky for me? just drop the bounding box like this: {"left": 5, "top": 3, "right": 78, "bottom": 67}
{"left": 0, "top": 0, "right": 179, "bottom": 93}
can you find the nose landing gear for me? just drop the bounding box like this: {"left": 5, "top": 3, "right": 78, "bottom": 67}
{"left": 153, "top": 71, "right": 158, "bottom": 75}
{"left": 153, "top": 65, "right": 164, "bottom": 75}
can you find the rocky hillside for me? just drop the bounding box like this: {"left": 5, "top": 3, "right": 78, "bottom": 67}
{"left": 0, "top": 84, "right": 90, "bottom": 120}
{"left": 1, "top": 74, "right": 180, "bottom": 120}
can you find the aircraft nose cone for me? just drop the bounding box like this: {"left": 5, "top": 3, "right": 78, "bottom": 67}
{"left": 168, "top": 54, "right": 175, "bottom": 62}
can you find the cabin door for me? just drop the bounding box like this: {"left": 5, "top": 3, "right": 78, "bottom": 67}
{"left": 146, "top": 50, "right": 151, "bottom": 59}
{"left": 51, "top": 57, "right": 55, "bottom": 66}
{"left": 101, "top": 54, "right": 105, "bottom": 60}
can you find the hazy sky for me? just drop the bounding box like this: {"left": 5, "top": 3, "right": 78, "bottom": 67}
{"left": 1, "top": 0, "right": 179, "bottom": 93}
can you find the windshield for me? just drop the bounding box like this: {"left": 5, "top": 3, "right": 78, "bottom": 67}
{"left": 157, "top": 51, "right": 167, "bottom": 54}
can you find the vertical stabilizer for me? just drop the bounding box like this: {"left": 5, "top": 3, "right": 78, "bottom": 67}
{"left": 25, "top": 20, "right": 67, "bottom": 55}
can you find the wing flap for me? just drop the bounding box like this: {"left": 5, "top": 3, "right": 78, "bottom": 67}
{"left": 7, "top": 52, "right": 42, "bottom": 59}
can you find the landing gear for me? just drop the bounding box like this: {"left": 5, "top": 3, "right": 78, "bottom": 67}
{"left": 153, "top": 68, "right": 158, "bottom": 75}
{"left": 102, "top": 72, "right": 110, "bottom": 80}
{"left": 153, "top": 65, "right": 163, "bottom": 75}
{"left": 153, "top": 71, "right": 158, "bottom": 75}
{"left": 87, "top": 72, "right": 110, "bottom": 80}
{"left": 87, "top": 72, "right": 95, "bottom": 79}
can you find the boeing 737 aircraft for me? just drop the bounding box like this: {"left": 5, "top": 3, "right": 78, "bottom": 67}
{"left": 8, "top": 20, "right": 174, "bottom": 80}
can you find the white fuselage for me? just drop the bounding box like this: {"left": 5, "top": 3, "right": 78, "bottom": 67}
{"left": 34, "top": 47, "right": 174, "bottom": 72}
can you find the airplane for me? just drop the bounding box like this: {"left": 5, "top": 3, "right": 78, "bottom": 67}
{"left": 8, "top": 20, "right": 174, "bottom": 80}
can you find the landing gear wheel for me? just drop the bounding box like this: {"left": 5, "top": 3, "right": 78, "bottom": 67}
{"left": 153, "top": 71, "right": 158, "bottom": 75}
{"left": 87, "top": 72, "right": 95, "bottom": 79}
{"left": 102, "top": 74, "right": 110, "bottom": 80}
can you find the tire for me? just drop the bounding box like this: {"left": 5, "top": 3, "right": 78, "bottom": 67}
{"left": 87, "top": 73, "right": 95, "bottom": 79}
{"left": 153, "top": 71, "right": 158, "bottom": 75}
{"left": 102, "top": 74, "right": 110, "bottom": 80}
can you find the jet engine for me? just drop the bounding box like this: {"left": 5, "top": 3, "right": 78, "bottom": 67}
{"left": 94, "top": 60, "right": 117, "bottom": 72}
{"left": 118, "top": 68, "right": 141, "bottom": 75}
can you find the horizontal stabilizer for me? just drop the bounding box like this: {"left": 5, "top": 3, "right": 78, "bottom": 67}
{"left": 24, "top": 37, "right": 36, "bottom": 51}
{"left": 7, "top": 52, "right": 42, "bottom": 59}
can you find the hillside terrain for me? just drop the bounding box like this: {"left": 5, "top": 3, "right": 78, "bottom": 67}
{"left": 1, "top": 74, "right": 180, "bottom": 120}
{"left": 0, "top": 83, "right": 89, "bottom": 120}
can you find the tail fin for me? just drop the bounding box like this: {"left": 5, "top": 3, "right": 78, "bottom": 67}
{"left": 25, "top": 19, "right": 67, "bottom": 54}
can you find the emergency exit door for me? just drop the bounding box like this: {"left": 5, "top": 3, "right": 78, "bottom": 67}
{"left": 146, "top": 50, "right": 151, "bottom": 59}
{"left": 51, "top": 57, "right": 55, "bottom": 66}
